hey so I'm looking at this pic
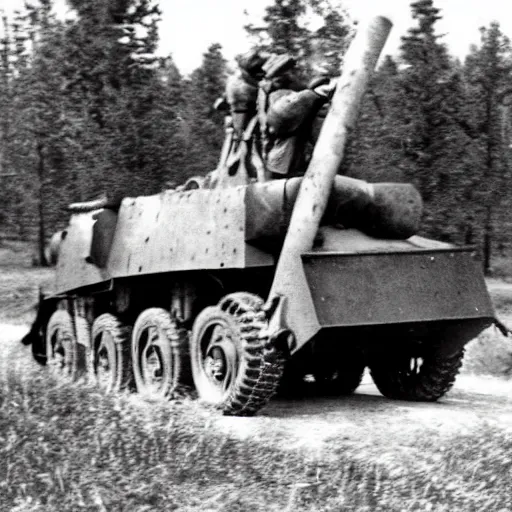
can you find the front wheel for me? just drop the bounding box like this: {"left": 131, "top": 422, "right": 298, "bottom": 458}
{"left": 369, "top": 347, "right": 464, "bottom": 401}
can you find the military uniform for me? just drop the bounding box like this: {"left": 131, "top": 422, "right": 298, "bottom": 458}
{"left": 225, "top": 49, "right": 267, "bottom": 137}
{"left": 262, "top": 86, "right": 328, "bottom": 177}
{"left": 225, "top": 49, "right": 333, "bottom": 179}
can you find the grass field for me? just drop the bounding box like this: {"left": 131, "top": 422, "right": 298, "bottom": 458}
{"left": 1, "top": 344, "right": 512, "bottom": 511}
{"left": 0, "top": 241, "right": 54, "bottom": 325}
{"left": 1, "top": 240, "right": 512, "bottom": 511}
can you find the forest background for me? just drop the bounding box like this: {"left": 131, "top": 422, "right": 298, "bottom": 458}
{"left": 0, "top": 0, "right": 511, "bottom": 274}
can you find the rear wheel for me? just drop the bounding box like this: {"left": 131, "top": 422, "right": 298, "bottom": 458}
{"left": 91, "top": 313, "right": 132, "bottom": 392}
{"left": 314, "top": 354, "right": 366, "bottom": 396}
{"left": 191, "top": 293, "right": 285, "bottom": 416}
{"left": 369, "top": 347, "right": 464, "bottom": 401}
{"left": 132, "top": 308, "right": 189, "bottom": 398}
{"left": 46, "top": 310, "right": 84, "bottom": 381}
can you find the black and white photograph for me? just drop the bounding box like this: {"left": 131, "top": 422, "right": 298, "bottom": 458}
{"left": 0, "top": 0, "right": 511, "bottom": 510}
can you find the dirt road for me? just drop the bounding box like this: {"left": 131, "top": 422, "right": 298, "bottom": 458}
{"left": 211, "top": 372, "right": 512, "bottom": 470}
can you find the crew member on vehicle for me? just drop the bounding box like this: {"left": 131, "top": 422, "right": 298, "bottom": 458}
{"left": 225, "top": 48, "right": 269, "bottom": 138}
{"left": 225, "top": 46, "right": 336, "bottom": 180}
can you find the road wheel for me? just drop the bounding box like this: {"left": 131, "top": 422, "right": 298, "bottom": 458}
{"left": 191, "top": 292, "right": 285, "bottom": 416}
{"left": 132, "top": 308, "right": 189, "bottom": 398}
{"left": 314, "top": 352, "right": 366, "bottom": 396}
{"left": 91, "top": 313, "right": 132, "bottom": 392}
{"left": 369, "top": 348, "right": 464, "bottom": 401}
{"left": 46, "top": 310, "right": 84, "bottom": 381}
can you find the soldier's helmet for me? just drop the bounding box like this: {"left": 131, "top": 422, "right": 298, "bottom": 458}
{"left": 237, "top": 48, "right": 270, "bottom": 81}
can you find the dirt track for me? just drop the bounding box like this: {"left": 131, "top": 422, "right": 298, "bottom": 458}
{"left": 212, "top": 372, "right": 512, "bottom": 467}
{"left": 3, "top": 323, "right": 512, "bottom": 474}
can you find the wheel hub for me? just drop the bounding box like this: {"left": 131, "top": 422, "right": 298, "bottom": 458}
{"left": 52, "top": 332, "right": 70, "bottom": 371}
{"left": 142, "top": 342, "right": 164, "bottom": 386}
{"left": 207, "top": 346, "right": 227, "bottom": 380}
{"left": 96, "top": 341, "right": 111, "bottom": 386}
{"left": 203, "top": 324, "right": 237, "bottom": 391}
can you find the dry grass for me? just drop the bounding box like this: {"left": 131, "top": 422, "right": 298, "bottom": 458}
{"left": 0, "top": 240, "right": 53, "bottom": 325}
{"left": 462, "top": 279, "right": 512, "bottom": 377}
{"left": 1, "top": 350, "right": 512, "bottom": 511}
{"left": 488, "top": 254, "right": 512, "bottom": 281}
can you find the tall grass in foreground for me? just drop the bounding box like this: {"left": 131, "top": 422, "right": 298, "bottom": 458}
{"left": 1, "top": 351, "right": 512, "bottom": 512}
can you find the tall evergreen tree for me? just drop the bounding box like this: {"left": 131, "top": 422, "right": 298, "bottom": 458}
{"left": 48, "top": 0, "right": 194, "bottom": 203}
{"left": 397, "top": 0, "right": 472, "bottom": 242}
{"left": 245, "top": 0, "right": 352, "bottom": 78}
{"left": 182, "top": 43, "right": 227, "bottom": 177}
{"left": 345, "top": 56, "right": 407, "bottom": 182}
{"left": 0, "top": 1, "right": 69, "bottom": 260}
{"left": 0, "top": 14, "right": 14, "bottom": 231}
{"left": 463, "top": 22, "right": 512, "bottom": 271}
{"left": 399, "top": 0, "right": 451, "bottom": 196}
{"left": 247, "top": 0, "right": 308, "bottom": 57}
{"left": 308, "top": 0, "right": 353, "bottom": 75}
{"left": 0, "top": 0, "right": 188, "bottom": 257}
{"left": 0, "top": 14, "right": 12, "bottom": 180}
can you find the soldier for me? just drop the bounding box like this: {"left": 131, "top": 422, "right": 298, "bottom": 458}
{"left": 225, "top": 48, "right": 269, "bottom": 138}
{"left": 258, "top": 55, "right": 335, "bottom": 178}
{"left": 224, "top": 47, "right": 335, "bottom": 180}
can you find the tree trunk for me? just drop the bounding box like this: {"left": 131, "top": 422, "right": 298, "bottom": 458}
{"left": 37, "top": 142, "right": 49, "bottom": 267}
{"left": 483, "top": 205, "right": 492, "bottom": 274}
{"left": 483, "top": 92, "right": 497, "bottom": 276}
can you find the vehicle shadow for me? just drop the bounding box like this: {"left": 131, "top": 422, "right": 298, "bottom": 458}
{"left": 262, "top": 379, "right": 512, "bottom": 418}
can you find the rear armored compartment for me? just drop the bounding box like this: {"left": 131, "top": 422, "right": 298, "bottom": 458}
{"left": 303, "top": 239, "right": 493, "bottom": 328}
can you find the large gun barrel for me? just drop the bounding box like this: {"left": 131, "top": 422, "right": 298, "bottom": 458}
{"left": 267, "top": 15, "right": 393, "bottom": 346}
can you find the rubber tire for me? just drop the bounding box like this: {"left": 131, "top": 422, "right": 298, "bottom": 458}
{"left": 91, "top": 313, "right": 132, "bottom": 393}
{"left": 314, "top": 352, "right": 366, "bottom": 396}
{"left": 369, "top": 348, "right": 465, "bottom": 401}
{"left": 46, "top": 310, "right": 84, "bottom": 382}
{"left": 191, "top": 293, "right": 285, "bottom": 416}
{"left": 131, "top": 308, "right": 189, "bottom": 398}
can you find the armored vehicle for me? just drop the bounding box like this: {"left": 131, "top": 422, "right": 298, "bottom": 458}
{"left": 22, "top": 17, "right": 497, "bottom": 415}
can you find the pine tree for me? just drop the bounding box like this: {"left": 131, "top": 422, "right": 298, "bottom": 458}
{"left": 182, "top": 43, "right": 227, "bottom": 177}
{"left": 0, "top": 14, "right": 12, "bottom": 180}
{"left": 0, "top": 14, "right": 14, "bottom": 232}
{"left": 309, "top": 0, "right": 353, "bottom": 75}
{"left": 345, "top": 56, "right": 408, "bottom": 183}
{"left": 399, "top": 0, "right": 451, "bottom": 195}
{"left": 59, "top": 0, "right": 183, "bottom": 199}
{"left": 0, "top": 0, "right": 188, "bottom": 256}
{"left": 11, "top": 0, "right": 70, "bottom": 263}
{"left": 248, "top": 0, "right": 309, "bottom": 57}
{"left": 463, "top": 22, "right": 512, "bottom": 271}
{"left": 0, "top": 2, "right": 67, "bottom": 259}
{"left": 398, "top": 0, "right": 471, "bottom": 242}
{"left": 245, "top": 0, "right": 352, "bottom": 79}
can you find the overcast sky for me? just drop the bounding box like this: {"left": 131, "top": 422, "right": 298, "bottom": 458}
{"left": 2, "top": 0, "right": 512, "bottom": 74}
